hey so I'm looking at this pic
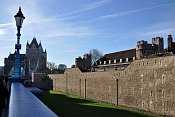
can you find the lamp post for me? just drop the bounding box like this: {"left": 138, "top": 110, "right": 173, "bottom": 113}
{"left": 10, "top": 7, "right": 25, "bottom": 81}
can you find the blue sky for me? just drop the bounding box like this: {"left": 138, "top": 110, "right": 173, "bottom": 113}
{"left": 0, "top": 0, "right": 175, "bottom": 67}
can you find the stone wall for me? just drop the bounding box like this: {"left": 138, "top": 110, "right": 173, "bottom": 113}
{"left": 49, "top": 55, "right": 175, "bottom": 116}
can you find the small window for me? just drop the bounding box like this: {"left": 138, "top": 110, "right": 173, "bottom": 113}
{"left": 149, "top": 101, "right": 153, "bottom": 110}
{"left": 109, "top": 60, "right": 111, "bottom": 64}
{"left": 141, "top": 88, "right": 143, "bottom": 95}
{"left": 124, "top": 71, "right": 126, "bottom": 75}
{"left": 162, "top": 75, "right": 165, "bottom": 84}
{"left": 114, "top": 59, "right": 117, "bottom": 63}
{"left": 164, "top": 58, "right": 167, "bottom": 64}
{"left": 132, "top": 87, "right": 134, "bottom": 94}
{"left": 126, "top": 58, "right": 128, "bottom": 62}
{"left": 150, "top": 91, "right": 153, "bottom": 96}
{"left": 120, "top": 59, "right": 122, "bottom": 62}
{"left": 104, "top": 61, "right": 106, "bottom": 64}
{"left": 162, "top": 89, "right": 165, "bottom": 98}
{"left": 93, "top": 84, "right": 95, "bottom": 90}
{"left": 141, "top": 75, "right": 143, "bottom": 83}
{"left": 142, "top": 100, "right": 145, "bottom": 108}
{"left": 147, "top": 61, "right": 149, "bottom": 65}
{"left": 160, "top": 59, "right": 163, "bottom": 65}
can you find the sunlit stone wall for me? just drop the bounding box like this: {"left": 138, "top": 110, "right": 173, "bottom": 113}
{"left": 49, "top": 55, "right": 175, "bottom": 116}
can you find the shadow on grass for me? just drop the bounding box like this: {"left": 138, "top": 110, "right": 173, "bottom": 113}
{"left": 39, "top": 91, "right": 156, "bottom": 117}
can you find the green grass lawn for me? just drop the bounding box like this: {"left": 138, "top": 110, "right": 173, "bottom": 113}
{"left": 40, "top": 90, "right": 157, "bottom": 117}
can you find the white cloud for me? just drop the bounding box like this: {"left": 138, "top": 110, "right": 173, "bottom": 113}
{"left": 64, "top": 0, "right": 111, "bottom": 16}
{"left": 0, "top": 30, "right": 5, "bottom": 36}
{"left": 0, "top": 23, "right": 14, "bottom": 29}
{"left": 47, "top": 32, "right": 99, "bottom": 38}
{"left": 98, "top": 2, "right": 175, "bottom": 19}
{"left": 143, "top": 28, "right": 175, "bottom": 36}
{"left": 46, "top": 24, "right": 103, "bottom": 38}
{"left": 134, "top": 19, "right": 175, "bottom": 38}
{"left": 0, "top": 0, "right": 107, "bottom": 41}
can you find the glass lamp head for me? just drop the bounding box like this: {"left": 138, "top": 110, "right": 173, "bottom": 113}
{"left": 14, "top": 7, "right": 25, "bottom": 28}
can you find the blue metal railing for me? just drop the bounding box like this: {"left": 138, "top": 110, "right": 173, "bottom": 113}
{"left": 8, "top": 82, "right": 58, "bottom": 117}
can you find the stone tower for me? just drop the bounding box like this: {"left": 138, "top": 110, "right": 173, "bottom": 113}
{"left": 152, "top": 37, "right": 164, "bottom": 53}
{"left": 136, "top": 37, "right": 164, "bottom": 59}
{"left": 168, "top": 34, "right": 173, "bottom": 49}
{"left": 75, "top": 54, "right": 91, "bottom": 72}
{"left": 26, "top": 37, "right": 47, "bottom": 73}
{"left": 83, "top": 54, "right": 91, "bottom": 70}
{"left": 136, "top": 40, "right": 148, "bottom": 59}
{"left": 167, "top": 34, "right": 175, "bottom": 53}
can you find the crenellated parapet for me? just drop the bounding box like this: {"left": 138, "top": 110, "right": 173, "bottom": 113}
{"left": 136, "top": 36, "right": 164, "bottom": 59}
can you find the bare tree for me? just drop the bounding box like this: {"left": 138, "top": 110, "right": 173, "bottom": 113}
{"left": 89, "top": 49, "right": 103, "bottom": 66}
{"left": 47, "top": 62, "right": 57, "bottom": 70}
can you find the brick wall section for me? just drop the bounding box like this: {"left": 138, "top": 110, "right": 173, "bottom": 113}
{"left": 49, "top": 55, "right": 175, "bottom": 116}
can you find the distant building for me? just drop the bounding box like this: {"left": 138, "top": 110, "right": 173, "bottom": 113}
{"left": 4, "top": 37, "right": 47, "bottom": 80}
{"left": 94, "top": 35, "right": 175, "bottom": 71}
{"left": 94, "top": 49, "right": 136, "bottom": 71}
{"left": 75, "top": 54, "right": 91, "bottom": 72}
{"left": 0, "top": 66, "right": 4, "bottom": 75}
{"left": 26, "top": 37, "right": 47, "bottom": 73}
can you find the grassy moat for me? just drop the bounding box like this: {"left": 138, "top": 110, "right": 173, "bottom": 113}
{"left": 40, "top": 90, "right": 156, "bottom": 117}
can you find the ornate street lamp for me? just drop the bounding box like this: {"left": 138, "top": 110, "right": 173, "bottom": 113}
{"left": 14, "top": 7, "right": 25, "bottom": 49}
{"left": 14, "top": 7, "right": 25, "bottom": 28}
{"left": 11, "top": 7, "right": 25, "bottom": 80}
